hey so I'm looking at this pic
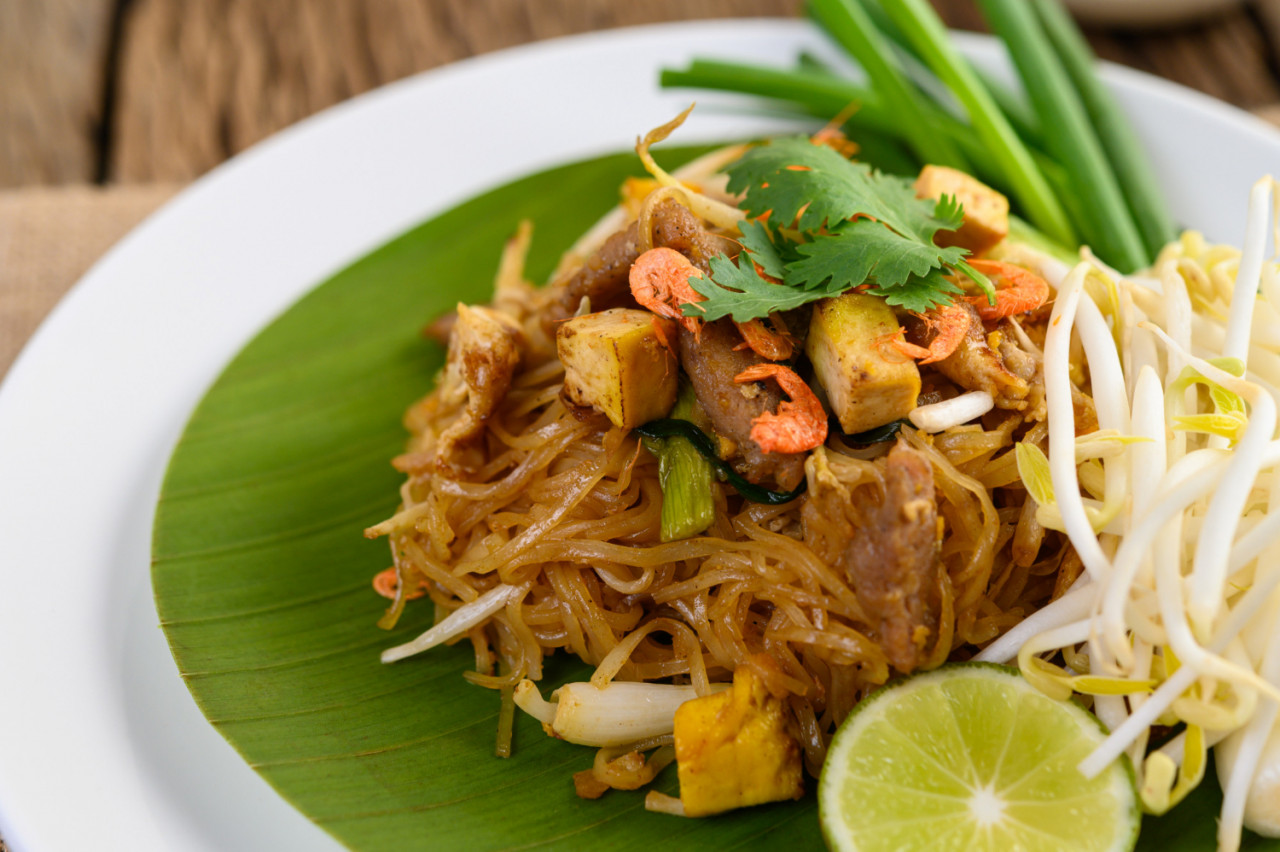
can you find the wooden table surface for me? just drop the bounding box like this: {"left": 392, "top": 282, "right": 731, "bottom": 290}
{"left": 7, "top": 0, "right": 1280, "bottom": 189}
{"left": 3, "top": 0, "right": 1280, "bottom": 380}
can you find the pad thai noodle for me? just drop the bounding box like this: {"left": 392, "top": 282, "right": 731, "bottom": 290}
{"left": 365, "top": 109, "right": 1280, "bottom": 845}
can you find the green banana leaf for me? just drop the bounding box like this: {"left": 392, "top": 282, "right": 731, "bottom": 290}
{"left": 152, "top": 147, "right": 1276, "bottom": 851}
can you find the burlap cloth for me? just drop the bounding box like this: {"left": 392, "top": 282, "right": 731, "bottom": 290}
{"left": 0, "top": 183, "right": 181, "bottom": 380}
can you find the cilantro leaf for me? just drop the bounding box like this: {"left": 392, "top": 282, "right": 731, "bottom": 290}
{"left": 695, "top": 138, "right": 987, "bottom": 322}
{"left": 866, "top": 270, "right": 964, "bottom": 314}
{"left": 686, "top": 254, "right": 830, "bottom": 323}
{"left": 932, "top": 192, "right": 965, "bottom": 233}
{"left": 725, "top": 136, "right": 961, "bottom": 243}
{"left": 784, "top": 218, "right": 970, "bottom": 293}
{"left": 737, "top": 219, "right": 788, "bottom": 279}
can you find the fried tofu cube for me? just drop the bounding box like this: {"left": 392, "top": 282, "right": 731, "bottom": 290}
{"left": 673, "top": 664, "right": 804, "bottom": 817}
{"left": 914, "top": 164, "right": 1009, "bottom": 256}
{"left": 806, "top": 293, "right": 920, "bottom": 435}
{"left": 557, "top": 308, "right": 679, "bottom": 429}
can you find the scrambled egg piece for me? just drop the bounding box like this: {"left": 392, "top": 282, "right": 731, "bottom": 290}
{"left": 673, "top": 661, "right": 804, "bottom": 817}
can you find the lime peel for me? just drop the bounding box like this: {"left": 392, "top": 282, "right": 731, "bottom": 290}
{"left": 818, "top": 662, "right": 1139, "bottom": 852}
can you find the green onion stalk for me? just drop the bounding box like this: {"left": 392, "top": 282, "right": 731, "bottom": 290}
{"left": 1031, "top": 0, "right": 1178, "bottom": 258}
{"left": 874, "top": 0, "right": 1077, "bottom": 249}
{"left": 660, "top": 0, "right": 1176, "bottom": 270}
{"left": 975, "top": 0, "right": 1146, "bottom": 271}
{"left": 640, "top": 380, "right": 717, "bottom": 542}
{"left": 808, "top": 0, "right": 972, "bottom": 172}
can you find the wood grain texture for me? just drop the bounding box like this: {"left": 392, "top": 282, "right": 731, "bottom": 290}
{"left": 7, "top": 0, "right": 1280, "bottom": 187}
{"left": 105, "top": 0, "right": 1280, "bottom": 183}
{"left": 109, "top": 0, "right": 804, "bottom": 182}
{"left": 1089, "top": 7, "right": 1280, "bottom": 107}
{"left": 0, "top": 0, "right": 116, "bottom": 187}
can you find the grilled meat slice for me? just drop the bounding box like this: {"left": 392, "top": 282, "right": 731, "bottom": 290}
{"left": 805, "top": 443, "right": 941, "bottom": 672}
{"left": 679, "top": 318, "right": 805, "bottom": 490}
{"left": 545, "top": 199, "right": 739, "bottom": 329}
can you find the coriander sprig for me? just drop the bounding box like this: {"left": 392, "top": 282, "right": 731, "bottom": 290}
{"left": 685, "top": 136, "right": 993, "bottom": 320}
{"left": 661, "top": 0, "right": 1172, "bottom": 274}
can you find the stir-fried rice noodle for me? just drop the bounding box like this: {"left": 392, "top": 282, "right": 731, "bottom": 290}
{"left": 367, "top": 147, "right": 1077, "bottom": 783}
{"left": 368, "top": 135, "right": 1280, "bottom": 846}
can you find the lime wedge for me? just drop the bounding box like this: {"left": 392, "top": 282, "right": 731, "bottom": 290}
{"left": 819, "top": 663, "right": 1138, "bottom": 852}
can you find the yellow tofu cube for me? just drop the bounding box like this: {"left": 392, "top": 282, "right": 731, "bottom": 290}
{"left": 806, "top": 293, "right": 921, "bottom": 435}
{"left": 673, "top": 663, "right": 804, "bottom": 817}
{"left": 914, "top": 164, "right": 1009, "bottom": 256}
{"left": 557, "top": 308, "right": 679, "bottom": 429}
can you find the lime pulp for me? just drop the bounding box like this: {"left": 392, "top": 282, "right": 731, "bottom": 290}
{"left": 818, "top": 663, "right": 1139, "bottom": 852}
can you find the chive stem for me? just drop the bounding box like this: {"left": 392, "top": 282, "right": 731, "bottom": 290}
{"left": 808, "top": 0, "right": 972, "bottom": 171}
{"left": 639, "top": 382, "right": 717, "bottom": 540}
{"left": 876, "top": 0, "right": 1078, "bottom": 249}
{"left": 1032, "top": 0, "right": 1178, "bottom": 259}
{"left": 635, "top": 419, "right": 807, "bottom": 506}
{"left": 976, "top": 0, "right": 1147, "bottom": 272}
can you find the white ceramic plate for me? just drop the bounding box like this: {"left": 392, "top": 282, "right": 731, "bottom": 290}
{"left": 2, "top": 19, "right": 1279, "bottom": 852}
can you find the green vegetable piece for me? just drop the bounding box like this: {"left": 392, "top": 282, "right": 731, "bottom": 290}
{"left": 738, "top": 219, "right": 790, "bottom": 279}
{"left": 850, "top": 0, "right": 1044, "bottom": 147}
{"left": 634, "top": 419, "right": 807, "bottom": 505}
{"left": 877, "top": 0, "right": 1078, "bottom": 249}
{"left": 689, "top": 252, "right": 834, "bottom": 323}
{"left": 809, "top": 0, "right": 971, "bottom": 171}
{"left": 661, "top": 60, "right": 874, "bottom": 123}
{"left": 640, "top": 381, "right": 717, "bottom": 541}
{"left": 684, "top": 137, "right": 992, "bottom": 318}
{"left": 1031, "top": 0, "right": 1178, "bottom": 259}
{"left": 726, "top": 136, "right": 957, "bottom": 240}
{"left": 976, "top": 0, "right": 1147, "bottom": 272}
{"left": 659, "top": 57, "right": 1010, "bottom": 187}
{"left": 788, "top": 218, "right": 968, "bottom": 301}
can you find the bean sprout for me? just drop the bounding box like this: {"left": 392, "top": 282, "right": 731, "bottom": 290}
{"left": 1008, "top": 177, "right": 1280, "bottom": 850}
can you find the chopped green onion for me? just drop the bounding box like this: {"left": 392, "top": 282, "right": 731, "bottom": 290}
{"left": 634, "top": 419, "right": 807, "bottom": 505}
{"left": 639, "top": 382, "right": 716, "bottom": 541}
